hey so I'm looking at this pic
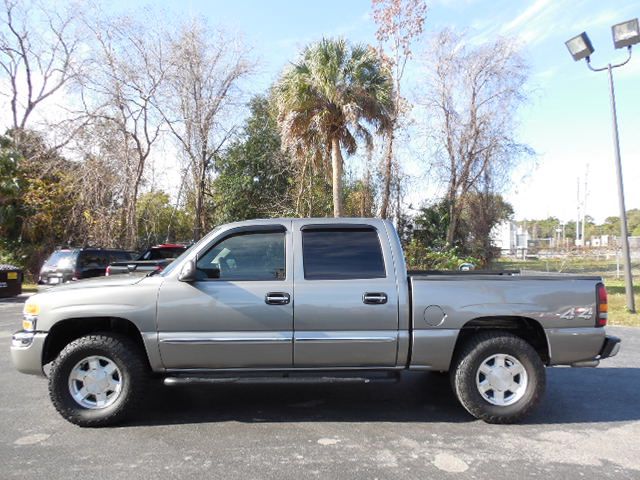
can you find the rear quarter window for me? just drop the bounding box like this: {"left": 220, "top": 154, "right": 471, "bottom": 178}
{"left": 79, "top": 251, "right": 108, "bottom": 268}
{"left": 302, "top": 228, "right": 386, "bottom": 280}
{"left": 110, "top": 251, "right": 132, "bottom": 262}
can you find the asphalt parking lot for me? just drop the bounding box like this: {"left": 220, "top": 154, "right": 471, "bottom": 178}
{"left": 1, "top": 296, "right": 639, "bottom": 479}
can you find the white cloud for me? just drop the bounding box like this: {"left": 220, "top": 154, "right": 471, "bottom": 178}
{"left": 500, "top": 0, "right": 553, "bottom": 34}
{"left": 581, "top": 10, "right": 618, "bottom": 29}
{"left": 535, "top": 67, "right": 557, "bottom": 80}
{"left": 466, "top": 0, "right": 563, "bottom": 47}
{"left": 429, "top": 0, "right": 479, "bottom": 7}
{"left": 498, "top": 0, "right": 570, "bottom": 46}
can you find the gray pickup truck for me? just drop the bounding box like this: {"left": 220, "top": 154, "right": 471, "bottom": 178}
{"left": 11, "top": 218, "right": 620, "bottom": 427}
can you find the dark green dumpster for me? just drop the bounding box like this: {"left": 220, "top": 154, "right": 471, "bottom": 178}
{"left": 0, "top": 264, "right": 23, "bottom": 297}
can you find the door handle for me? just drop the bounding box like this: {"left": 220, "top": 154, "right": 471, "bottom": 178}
{"left": 363, "top": 292, "right": 388, "bottom": 305}
{"left": 265, "top": 292, "right": 291, "bottom": 305}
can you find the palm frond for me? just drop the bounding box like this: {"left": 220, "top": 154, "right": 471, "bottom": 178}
{"left": 274, "top": 37, "right": 393, "bottom": 165}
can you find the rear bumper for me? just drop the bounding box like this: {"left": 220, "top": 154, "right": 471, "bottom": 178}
{"left": 546, "top": 328, "right": 621, "bottom": 366}
{"left": 38, "top": 274, "right": 73, "bottom": 285}
{"left": 10, "top": 331, "right": 47, "bottom": 376}
{"left": 599, "top": 335, "right": 621, "bottom": 359}
{"left": 567, "top": 335, "right": 621, "bottom": 367}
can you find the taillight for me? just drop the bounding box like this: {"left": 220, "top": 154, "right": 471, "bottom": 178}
{"left": 105, "top": 266, "right": 111, "bottom": 276}
{"left": 596, "top": 283, "right": 608, "bottom": 327}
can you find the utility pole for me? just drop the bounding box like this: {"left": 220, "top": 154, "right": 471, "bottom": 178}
{"left": 565, "top": 21, "right": 638, "bottom": 312}
{"left": 604, "top": 62, "right": 635, "bottom": 311}
{"left": 576, "top": 178, "right": 582, "bottom": 247}
{"left": 582, "top": 166, "right": 588, "bottom": 245}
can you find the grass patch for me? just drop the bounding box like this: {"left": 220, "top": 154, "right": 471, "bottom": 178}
{"left": 22, "top": 283, "right": 38, "bottom": 293}
{"left": 604, "top": 279, "right": 640, "bottom": 327}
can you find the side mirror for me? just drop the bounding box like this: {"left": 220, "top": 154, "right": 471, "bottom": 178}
{"left": 178, "top": 260, "right": 197, "bottom": 282}
{"left": 201, "top": 264, "right": 221, "bottom": 279}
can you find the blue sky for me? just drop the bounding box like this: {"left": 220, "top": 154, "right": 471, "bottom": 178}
{"left": 105, "top": 0, "right": 640, "bottom": 222}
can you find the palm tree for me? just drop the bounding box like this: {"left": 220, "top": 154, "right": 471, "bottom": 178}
{"left": 274, "top": 38, "right": 393, "bottom": 217}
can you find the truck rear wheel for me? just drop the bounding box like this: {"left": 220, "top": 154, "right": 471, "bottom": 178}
{"left": 48, "top": 333, "right": 148, "bottom": 427}
{"left": 450, "top": 332, "right": 545, "bottom": 424}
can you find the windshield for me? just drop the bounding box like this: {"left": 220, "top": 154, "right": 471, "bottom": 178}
{"left": 43, "top": 250, "right": 77, "bottom": 269}
{"left": 160, "top": 228, "right": 220, "bottom": 276}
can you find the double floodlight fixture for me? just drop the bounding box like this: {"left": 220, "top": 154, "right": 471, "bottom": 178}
{"left": 563, "top": 18, "right": 639, "bottom": 313}
{"left": 565, "top": 18, "right": 640, "bottom": 62}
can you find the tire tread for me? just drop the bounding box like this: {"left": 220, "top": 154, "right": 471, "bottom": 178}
{"left": 451, "top": 331, "right": 546, "bottom": 424}
{"left": 48, "top": 332, "right": 149, "bottom": 427}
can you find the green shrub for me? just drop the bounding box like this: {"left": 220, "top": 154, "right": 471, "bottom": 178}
{"left": 404, "top": 240, "right": 479, "bottom": 271}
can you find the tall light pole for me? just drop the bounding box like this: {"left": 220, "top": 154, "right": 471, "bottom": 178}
{"left": 565, "top": 19, "right": 640, "bottom": 313}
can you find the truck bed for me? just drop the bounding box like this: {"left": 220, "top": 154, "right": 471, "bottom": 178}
{"left": 407, "top": 273, "right": 605, "bottom": 370}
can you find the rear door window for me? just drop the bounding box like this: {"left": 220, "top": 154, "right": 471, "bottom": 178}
{"left": 302, "top": 228, "right": 386, "bottom": 280}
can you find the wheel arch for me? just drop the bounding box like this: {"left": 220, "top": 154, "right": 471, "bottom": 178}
{"left": 42, "top": 317, "right": 150, "bottom": 367}
{"left": 452, "top": 316, "right": 550, "bottom": 366}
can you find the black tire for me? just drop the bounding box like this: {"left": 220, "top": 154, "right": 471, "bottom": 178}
{"left": 450, "top": 332, "right": 545, "bottom": 424}
{"left": 48, "top": 333, "right": 149, "bottom": 427}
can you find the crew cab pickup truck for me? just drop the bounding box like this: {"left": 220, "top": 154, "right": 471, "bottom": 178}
{"left": 106, "top": 243, "right": 188, "bottom": 276}
{"left": 10, "top": 218, "right": 621, "bottom": 427}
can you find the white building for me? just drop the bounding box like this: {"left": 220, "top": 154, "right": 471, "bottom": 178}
{"left": 491, "top": 221, "right": 529, "bottom": 257}
{"left": 590, "top": 235, "right": 611, "bottom": 248}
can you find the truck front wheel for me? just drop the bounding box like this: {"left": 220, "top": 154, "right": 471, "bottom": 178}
{"left": 451, "top": 332, "right": 545, "bottom": 424}
{"left": 48, "top": 333, "right": 149, "bottom": 427}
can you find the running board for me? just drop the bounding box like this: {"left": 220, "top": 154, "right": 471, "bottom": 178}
{"left": 163, "top": 372, "right": 400, "bottom": 386}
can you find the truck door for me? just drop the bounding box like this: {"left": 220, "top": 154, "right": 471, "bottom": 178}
{"left": 156, "top": 224, "right": 293, "bottom": 369}
{"left": 292, "top": 223, "right": 399, "bottom": 367}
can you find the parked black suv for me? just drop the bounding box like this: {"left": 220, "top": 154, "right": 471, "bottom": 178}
{"left": 38, "top": 248, "right": 137, "bottom": 285}
{"left": 106, "top": 243, "right": 189, "bottom": 276}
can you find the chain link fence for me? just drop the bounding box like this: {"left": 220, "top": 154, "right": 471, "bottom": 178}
{"left": 493, "top": 249, "right": 640, "bottom": 279}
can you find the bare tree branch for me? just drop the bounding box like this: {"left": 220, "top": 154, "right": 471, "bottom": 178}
{"left": 372, "top": 0, "right": 427, "bottom": 219}
{"left": 419, "top": 29, "right": 532, "bottom": 245}
{"left": 156, "top": 18, "right": 252, "bottom": 239}
{"left": 78, "top": 13, "right": 166, "bottom": 248}
{"left": 0, "top": 0, "right": 82, "bottom": 137}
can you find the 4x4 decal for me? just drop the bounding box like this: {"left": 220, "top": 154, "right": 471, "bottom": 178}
{"left": 559, "top": 307, "right": 593, "bottom": 320}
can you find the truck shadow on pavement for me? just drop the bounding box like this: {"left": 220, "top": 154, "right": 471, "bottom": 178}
{"left": 129, "top": 367, "right": 640, "bottom": 427}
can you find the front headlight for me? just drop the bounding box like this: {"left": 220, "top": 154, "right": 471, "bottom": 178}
{"left": 23, "top": 302, "right": 40, "bottom": 316}
{"left": 22, "top": 302, "right": 40, "bottom": 331}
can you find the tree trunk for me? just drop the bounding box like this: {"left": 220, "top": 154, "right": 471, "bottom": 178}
{"left": 330, "top": 136, "right": 344, "bottom": 218}
{"left": 126, "top": 178, "right": 141, "bottom": 250}
{"left": 379, "top": 128, "right": 394, "bottom": 219}
{"left": 193, "top": 166, "right": 205, "bottom": 240}
{"left": 446, "top": 195, "right": 457, "bottom": 245}
{"left": 295, "top": 160, "right": 308, "bottom": 216}
{"left": 126, "top": 198, "right": 136, "bottom": 250}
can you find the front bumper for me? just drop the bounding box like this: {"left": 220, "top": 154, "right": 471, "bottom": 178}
{"left": 10, "top": 331, "right": 47, "bottom": 376}
{"left": 599, "top": 335, "right": 621, "bottom": 359}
